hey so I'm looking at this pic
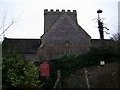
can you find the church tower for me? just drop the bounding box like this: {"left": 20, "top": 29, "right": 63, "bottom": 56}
{"left": 44, "top": 9, "right": 78, "bottom": 33}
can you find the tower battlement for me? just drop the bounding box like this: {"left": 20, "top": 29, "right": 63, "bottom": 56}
{"left": 44, "top": 9, "right": 78, "bottom": 33}
{"left": 44, "top": 9, "right": 77, "bottom": 14}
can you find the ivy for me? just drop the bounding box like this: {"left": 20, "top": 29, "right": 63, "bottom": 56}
{"left": 47, "top": 47, "right": 120, "bottom": 88}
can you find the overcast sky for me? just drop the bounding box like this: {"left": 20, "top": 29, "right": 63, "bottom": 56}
{"left": 0, "top": 0, "right": 119, "bottom": 39}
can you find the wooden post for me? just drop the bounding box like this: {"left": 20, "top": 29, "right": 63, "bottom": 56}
{"left": 57, "top": 70, "right": 61, "bottom": 88}
{"left": 84, "top": 68, "right": 90, "bottom": 88}
{"left": 53, "top": 69, "right": 61, "bottom": 89}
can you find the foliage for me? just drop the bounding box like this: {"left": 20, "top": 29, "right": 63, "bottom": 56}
{"left": 2, "top": 43, "right": 42, "bottom": 89}
{"left": 24, "top": 62, "right": 42, "bottom": 88}
{"left": 85, "top": 47, "right": 119, "bottom": 62}
{"left": 2, "top": 55, "right": 43, "bottom": 89}
{"left": 2, "top": 41, "right": 43, "bottom": 89}
{"left": 48, "top": 46, "right": 120, "bottom": 88}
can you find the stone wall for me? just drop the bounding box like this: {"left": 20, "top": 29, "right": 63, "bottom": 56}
{"left": 38, "top": 44, "right": 90, "bottom": 60}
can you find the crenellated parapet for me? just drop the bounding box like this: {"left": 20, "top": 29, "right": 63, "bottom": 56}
{"left": 44, "top": 9, "right": 77, "bottom": 15}
{"left": 44, "top": 9, "right": 78, "bottom": 33}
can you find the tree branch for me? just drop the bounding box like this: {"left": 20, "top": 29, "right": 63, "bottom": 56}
{"left": 0, "top": 21, "right": 14, "bottom": 36}
{"left": 0, "top": 12, "right": 22, "bottom": 37}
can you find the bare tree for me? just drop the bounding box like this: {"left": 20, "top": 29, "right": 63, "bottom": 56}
{"left": 0, "top": 11, "right": 22, "bottom": 42}
{"left": 112, "top": 33, "right": 120, "bottom": 41}
{"left": 111, "top": 32, "right": 120, "bottom": 52}
{"left": 0, "top": 14, "right": 20, "bottom": 36}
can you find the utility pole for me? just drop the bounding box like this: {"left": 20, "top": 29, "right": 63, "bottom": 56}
{"left": 97, "top": 9, "right": 109, "bottom": 40}
{"left": 97, "top": 9, "right": 104, "bottom": 40}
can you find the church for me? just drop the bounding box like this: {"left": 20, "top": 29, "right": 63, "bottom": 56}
{"left": 37, "top": 9, "right": 91, "bottom": 60}
{"left": 3, "top": 9, "right": 114, "bottom": 61}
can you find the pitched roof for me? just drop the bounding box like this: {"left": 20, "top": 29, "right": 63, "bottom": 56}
{"left": 3, "top": 38, "right": 41, "bottom": 54}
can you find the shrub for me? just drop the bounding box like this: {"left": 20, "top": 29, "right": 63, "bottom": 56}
{"left": 2, "top": 55, "right": 43, "bottom": 89}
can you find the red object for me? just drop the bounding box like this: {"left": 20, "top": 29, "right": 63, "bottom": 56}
{"left": 40, "top": 62, "right": 50, "bottom": 77}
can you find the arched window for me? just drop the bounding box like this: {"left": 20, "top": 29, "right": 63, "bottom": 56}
{"left": 63, "top": 41, "right": 73, "bottom": 54}
{"left": 64, "top": 41, "right": 72, "bottom": 46}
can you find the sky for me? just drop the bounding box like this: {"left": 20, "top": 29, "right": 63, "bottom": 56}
{"left": 118, "top": 1, "right": 120, "bottom": 32}
{"left": 0, "top": 0, "right": 119, "bottom": 40}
